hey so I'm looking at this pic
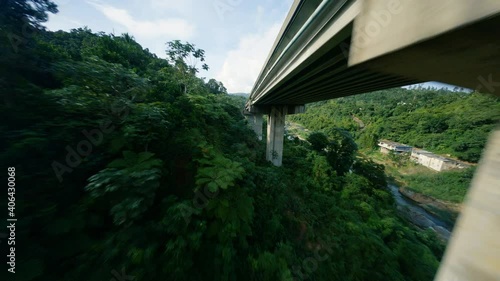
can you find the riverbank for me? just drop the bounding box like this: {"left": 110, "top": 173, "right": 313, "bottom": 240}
{"left": 388, "top": 184, "right": 452, "bottom": 241}
{"left": 285, "top": 123, "right": 465, "bottom": 233}
{"left": 365, "top": 150, "right": 473, "bottom": 202}
{"left": 385, "top": 176, "right": 460, "bottom": 227}
{"left": 364, "top": 150, "right": 468, "bottom": 228}
{"left": 398, "top": 186, "right": 460, "bottom": 225}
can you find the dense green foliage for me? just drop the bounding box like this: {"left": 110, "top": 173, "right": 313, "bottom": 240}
{"left": 365, "top": 151, "right": 474, "bottom": 204}
{"left": 2, "top": 2, "right": 445, "bottom": 280}
{"left": 402, "top": 167, "right": 475, "bottom": 203}
{"left": 290, "top": 88, "right": 500, "bottom": 162}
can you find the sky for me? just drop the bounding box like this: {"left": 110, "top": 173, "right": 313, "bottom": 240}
{"left": 44, "top": 0, "right": 462, "bottom": 94}
{"left": 404, "top": 82, "right": 468, "bottom": 91}
{"left": 44, "top": 0, "right": 293, "bottom": 94}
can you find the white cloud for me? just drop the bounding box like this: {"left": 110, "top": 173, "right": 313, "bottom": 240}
{"left": 216, "top": 23, "right": 281, "bottom": 93}
{"left": 150, "top": 0, "right": 195, "bottom": 15}
{"left": 255, "top": 5, "right": 265, "bottom": 27}
{"left": 87, "top": 1, "right": 195, "bottom": 40}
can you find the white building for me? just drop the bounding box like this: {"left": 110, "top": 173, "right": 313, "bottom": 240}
{"left": 378, "top": 140, "right": 413, "bottom": 154}
{"left": 410, "top": 149, "right": 470, "bottom": 172}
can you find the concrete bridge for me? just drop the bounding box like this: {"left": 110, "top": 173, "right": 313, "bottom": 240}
{"left": 246, "top": 0, "right": 500, "bottom": 280}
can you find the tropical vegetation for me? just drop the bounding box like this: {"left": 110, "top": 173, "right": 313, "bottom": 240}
{"left": 0, "top": 1, "right": 455, "bottom": 280}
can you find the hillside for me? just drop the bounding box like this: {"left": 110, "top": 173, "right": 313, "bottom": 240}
{"left": 289, "top": 88, "right": 500, "bottom": 163}
{"left": 287, "top": 88, "right": 499, "bottom": 226}
{"left": 230, "top": 92, "right": 250, "bottom": 98}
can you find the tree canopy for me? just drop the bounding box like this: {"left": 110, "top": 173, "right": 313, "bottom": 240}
{"left": 2, "top": 2, "right": 446, "bottom": 280}
{"left": 290, "top": 87, "right": 500, "bottom": 162}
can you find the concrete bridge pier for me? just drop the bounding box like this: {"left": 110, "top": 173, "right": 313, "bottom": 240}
{"left": 265, "top": 105, "right": 305, "bottom": 166}
{"left": 246, "top": 104, "right": 304, "bottom": 166}
{"left": 435, "top": 129, "right": 500, "bottom": 281}
{"left": 253, "top": 113, "right": 263, "bottom": 141}
{"left": 266, "top": 106, "right": 288, "bottom": 166}
{"left": 244, "top": 105, "right": 264, "bottom": 141}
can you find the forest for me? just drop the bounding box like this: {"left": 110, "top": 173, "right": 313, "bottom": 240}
{"left": 289, "top": 87, "right": 500, "bottom": 163}
{"left": 1, "top": 1, "right": 452, "bottom": 281}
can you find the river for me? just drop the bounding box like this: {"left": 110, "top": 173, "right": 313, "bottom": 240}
{"left": 388, "top": 184, "right": 452, "bottom": 240}
{"left": 286, "top": 122, "right": 452, "bottom": 239}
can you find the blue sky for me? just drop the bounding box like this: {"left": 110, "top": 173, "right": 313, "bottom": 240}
{"left": 45, "top": 0, "right": 293, "bottom": 93}
{"left": 44, "top": 0, "right": 461, "bottom": 93}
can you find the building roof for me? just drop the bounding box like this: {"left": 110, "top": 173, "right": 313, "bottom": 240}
{"left": 378, "top": 139, "right": 412, "bottom": 148}
{"left": 412, "top": 149, "right": 470, "bottom": 165}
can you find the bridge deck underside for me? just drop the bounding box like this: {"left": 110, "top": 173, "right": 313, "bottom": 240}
{"left": 255, "top": 38, "right": 419, "bottom": 105}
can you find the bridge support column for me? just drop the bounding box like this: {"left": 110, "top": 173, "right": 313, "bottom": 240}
{"left": 253, "top": 113, "right": 263, "bottom": 141}
{"left": 264, "top": 105, "right": 305, "bottom": 166}
{"left": 266, "top": 106, "right": 287, "bottom": 166}
{"left": 435, "top": 129, "right": 500, "bottom": 281}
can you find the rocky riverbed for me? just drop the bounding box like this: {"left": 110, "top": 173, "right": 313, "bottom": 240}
{"left": 388, "top": 184, "right": 460, "bottom": 241}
